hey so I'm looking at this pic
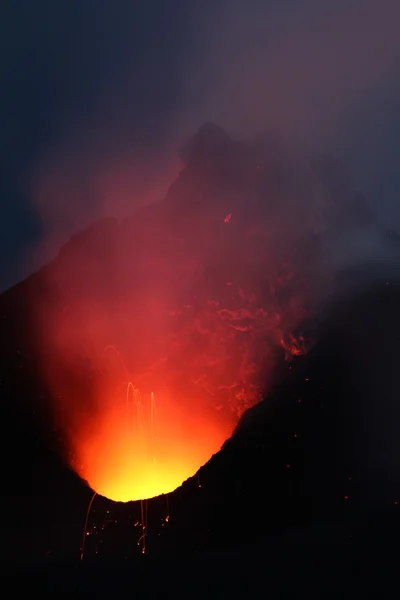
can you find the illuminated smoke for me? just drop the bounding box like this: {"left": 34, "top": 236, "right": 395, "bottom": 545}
{"left": 31, "top": 122, "right": 399, "bottom": 503}
{"left": 32, "top": 125, "right": 335, "bottom": 502}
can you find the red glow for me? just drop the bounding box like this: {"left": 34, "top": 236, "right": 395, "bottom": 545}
{"left": 33, "top": 262, "right": 308, "bottom": 502}
{"left": 30, "top": 137, "right": 316, "bottom": 503}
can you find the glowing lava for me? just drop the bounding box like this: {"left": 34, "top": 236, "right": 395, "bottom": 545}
{"left": 30, "top": 127, "right": 317, "bottom": 505}
{"left": 73, "top": 385, "right": 229, "bottom": 502}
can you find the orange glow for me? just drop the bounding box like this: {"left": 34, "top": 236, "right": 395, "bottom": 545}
{"left": 33, "top": 276, "right": 308, "bottom": 502}
{"left": 30, "top": 148, "right": 314, "bottom": 504}
{"left": 73, "top": 386, "right": 229, "bottom": 502}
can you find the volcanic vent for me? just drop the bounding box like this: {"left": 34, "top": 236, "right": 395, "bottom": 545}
{"left": 29, "top": 123, "right": 391, "bottom": 502}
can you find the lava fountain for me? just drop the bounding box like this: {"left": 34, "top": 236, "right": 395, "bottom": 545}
{"left": 77, "top": 380, "right": 229, "bottom": 502}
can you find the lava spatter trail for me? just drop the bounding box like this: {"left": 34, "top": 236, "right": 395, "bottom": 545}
{"left": 80, "top": 492, "right": 97, "bottom": 560}
{"left": 80, "top": 385, "right": 159, "bottom": 555}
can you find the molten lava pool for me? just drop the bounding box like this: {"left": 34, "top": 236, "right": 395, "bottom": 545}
{"left": 72, "top": 387, "right": 230, "bottom": 502}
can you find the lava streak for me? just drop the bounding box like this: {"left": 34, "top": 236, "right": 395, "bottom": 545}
{"left": 70, "top": 384, "right": 229, "bottom": 502}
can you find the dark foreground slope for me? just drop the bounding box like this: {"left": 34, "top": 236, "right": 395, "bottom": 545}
{"left": 8, "top": 535, "right": 400, "bottom": 596}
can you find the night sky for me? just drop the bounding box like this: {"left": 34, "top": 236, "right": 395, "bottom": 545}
{"left": 2, "top": 0, "right": 400, "bottom": 291}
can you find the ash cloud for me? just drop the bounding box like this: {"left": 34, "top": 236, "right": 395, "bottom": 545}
{"left": 25, "top": 0, "right": 400, "bottom": 271}
{"left": 182, "top": 0, "right": 400, "bottom": 227}
{"left": 189, "top": 1, "right": 400, "bottom": 142}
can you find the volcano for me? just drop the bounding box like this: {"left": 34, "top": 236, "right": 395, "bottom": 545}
{"left": 1, "top": 124, "right": 400, "bottom": 570}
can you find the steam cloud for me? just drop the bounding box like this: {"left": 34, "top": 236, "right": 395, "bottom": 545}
{"left": 28, "top": 0, "right": 400, "bottom": 263}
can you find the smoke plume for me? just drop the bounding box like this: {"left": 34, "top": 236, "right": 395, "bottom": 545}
{"left": 28, "top": 0, "right": 400, "bottom": 259}
{"left": 22, "top": 0, "right": 400, "bottom": 500}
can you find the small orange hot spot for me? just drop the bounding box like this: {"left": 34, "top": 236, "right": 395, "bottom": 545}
{"left": 224, "top": 213, "right": 232, "bottom": 224}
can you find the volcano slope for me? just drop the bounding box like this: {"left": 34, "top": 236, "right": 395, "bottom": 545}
{"left": 1, "top": 124, "right": 400, "bottom": 584}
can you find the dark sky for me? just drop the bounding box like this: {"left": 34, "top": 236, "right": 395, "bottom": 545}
{"left": 2, "top": 0, "right": 400, "bottom": 290}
